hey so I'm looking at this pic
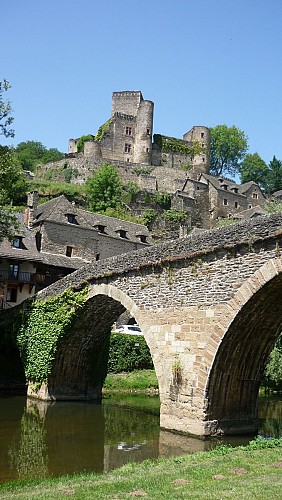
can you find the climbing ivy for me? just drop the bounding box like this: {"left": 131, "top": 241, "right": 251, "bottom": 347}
{"left": 94, "top": 118, "right": 113, "bottom": 142}
{"left": 154, "top": 134, "right": 202, "bottom": 156}
{"left": 17, "top": 287, "right": 88, "bottom": 384}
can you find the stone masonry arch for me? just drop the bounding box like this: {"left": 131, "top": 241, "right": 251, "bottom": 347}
{"left": 201, "top": 257, "right": 282, "bottom": 435}
{"left": 23, "top": 213, "right": 282, "bottom": 436}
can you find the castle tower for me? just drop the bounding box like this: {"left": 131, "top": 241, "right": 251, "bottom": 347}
{"left": 183, "top": 126, "right": 210, "bottom": 179}
{"left": 134, "top": 99, "right": 154, "bottom": 164}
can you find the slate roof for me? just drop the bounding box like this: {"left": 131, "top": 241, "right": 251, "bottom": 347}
{"left": 33, "top": 195, "right": 152, "bottom": 243}
{"left": 200, "top": 174, "right": 264, "bottom": 198}
{"left": 0, "top": 212, "right": 86, "bottom": 270}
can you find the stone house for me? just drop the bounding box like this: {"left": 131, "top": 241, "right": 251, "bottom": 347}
{"left": 0, "top": 192, "right": 151, "bottom": 308}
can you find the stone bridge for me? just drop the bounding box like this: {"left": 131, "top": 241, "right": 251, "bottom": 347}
{"left": 27, "top": 214, "right": 282, "bottom": 436}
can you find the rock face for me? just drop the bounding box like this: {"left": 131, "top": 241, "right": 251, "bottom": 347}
{"left": 27, "top": 213, "right": 282, "bottom": 436}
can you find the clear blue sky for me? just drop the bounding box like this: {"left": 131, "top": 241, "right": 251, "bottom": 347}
{"left": 1, "top": 0, "right": 282, "bottom": 166}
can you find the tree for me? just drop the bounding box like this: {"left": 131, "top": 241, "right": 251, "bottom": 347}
{"left": 86, "top": 164, "right": 122, "bottom": 212}
{"left": 16, "top": 141, "right": 64, "bottom": 171}
{"left": 239, "top": 152, "right": 269, "bottom": 188}
{"left": 0, "top": 146, "right": 28, "bottom": 205}
{"left": 0, "top": 79, "right": 14, "bottom": 138}
{"left": 266, "top": 156, "right": 282, "bottom": 194}
{"left": 210, "top": 125, "right": 248, "bottom": 177}
{"left": 0, "top": 208, "right": 20, "bottom": 243}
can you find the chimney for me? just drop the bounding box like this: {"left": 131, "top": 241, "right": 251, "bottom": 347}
{"left": 25, "top": 191, "right": 39, "bottom": 229}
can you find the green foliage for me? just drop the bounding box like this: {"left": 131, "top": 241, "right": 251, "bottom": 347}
{"left": 264, "top": 335, "right": 282, "bottom": 391}
{"left": 162, "top": 209, "right": 188, "bottom": 224}
{"left": 122, "top": 181, "right": 140, "bottom": 202}
{"left": 15, "top": 141, "right": 64, "bottom": 171}
{"left": 104, "top": 369, "right": 158, "bottom": 391}
{"left": 0, "top": 146, "right": 28, "bottom": 205}
{"left": 210, "top": 125, "right": 249, "bottom": 177}
{"left": 9, "top": 408, "right": 48, "bottom": 480}
{"left": 76, "top": 134, "right": 94, "bottom": 153}
{"left": 86, "top": 164, "right": 123, "bottom": 212}
{"left": 266, "top": 156, "right": 282, "bottom": 193}
{"left": 143, "top": 208, "right": 158, "bottom": 228}
{"left": 17, "top": 287, "right": 88, "bottom": 383}
{"left": 0, "top": 79, "right": 14, "bottom": 138}
{"left": 0, "top": 206, "right": 21, "bottom": 243}
{"left": 107, "top": 333, "right": 154, "bottom": 373}
{"left": 29, "top": 179, "right": 86, "bottom": 203}
{"left": 94, "top": 118, "right": 112, "bottom": 142}
{"left": 153, "top": 191, "right": 171, "bottom": 209}
{"left": 102, "top": 206, "right": 144, "bottom": 224}
{"left": 132, "top": 165, "right": 154, "bottom": 176}
{"left": 264, "top": 199, "right": 282, "bottom": 214}
{"left": 154, "top": 134, "right": 202, "bottom": 156}
{"left": 215, "top": 217, "right": 238, "bottom": 228}
{"left": 239, "top": 152, "right": 269, "bottom": 188}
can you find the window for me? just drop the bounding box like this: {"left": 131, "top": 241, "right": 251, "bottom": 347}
{"left": 117, "top": 229, "right": 127, "bottom": 239}
{"left": 146, "top": 148, "right": 149, "bottom": 152}
{"left": 9, "top": 263, "right": 19, "bottom": 278}
{"left": 232, "top": 187, "right": 238, "bottom": 193}
{"left": 252, "top": 192, "right": 258, "bottom": 199}
{"left": 138, "top": 234, "right": 147, "bottom": 243}
{"left": 146, "top": 128, "right": 150, "bottom": 135}
{"left": 125, "top": 126, "right": 132, "bottom": 136}
{"left": 66, "top": 246, "right": 73, "bottom": 257}
{"left": 201, "top": 132, "right": 204, "bottom": 138}
{"left": 223, "top": 198, "right": 228, "bottom": 206}
{"left": 96, "top": 253, "right": 100, "bottom": 261}
{"left": 95, "top": 224, "right": 106, "bottom": 234}
{"left": 66, "top": 214, "right": 77, "bottom": 224}
{"left": 7, "top": 287, "right": 17, "bottom": 302}
{"left": 124, "top": 143, "right": 131, "bottom": 153}
{"left": 12, "top": 237, "right": 23, "bottom": 248}
{"left": 235, "top": 201, "right": 239, "bottom": 209}
{"left": 202, "top": 157, "right": 205, "bottom": 162}
{"left": 221, "top": 184, "right": 228, "bottom": 190}
{"left": 248, "top": 204, "right": 252, "bottom": 209}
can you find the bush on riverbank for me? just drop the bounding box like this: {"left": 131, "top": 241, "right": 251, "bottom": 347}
{"left": 1, "top": 437, "right": 282, "bottom": 499}
{"left": 107, "top": 333, "right": 154, "bottom": 373}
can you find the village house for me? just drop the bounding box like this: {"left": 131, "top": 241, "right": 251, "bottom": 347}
{"left": 0, "top": 192, "right": 152, "bottom": 309}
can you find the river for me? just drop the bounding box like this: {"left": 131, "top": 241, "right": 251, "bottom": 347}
{"left": 0, "top": 394, "right": 281, "bottom": 484}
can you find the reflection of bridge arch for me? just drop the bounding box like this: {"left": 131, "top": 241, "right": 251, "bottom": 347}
{"left": 204, "top": 258, "right": 282, "bottom": 435}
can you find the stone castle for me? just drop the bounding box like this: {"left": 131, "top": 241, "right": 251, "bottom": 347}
{"left": 41, "top": 91, "right": 265, "bottom": 229}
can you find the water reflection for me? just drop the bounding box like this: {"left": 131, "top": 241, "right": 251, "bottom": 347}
{"left": 0, "top": 394, "right": 281, "bottom": 484}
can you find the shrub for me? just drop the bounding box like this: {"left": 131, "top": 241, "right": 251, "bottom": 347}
{"left": 107, "top": 333, "right": 154, "bottom": 373}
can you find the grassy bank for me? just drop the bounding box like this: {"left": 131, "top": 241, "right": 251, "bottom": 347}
{"left": 103, "top": 369, "right": 158, "bottom": 391}
{"left": 1, "top": 438, "right": 282, "bottom": 499}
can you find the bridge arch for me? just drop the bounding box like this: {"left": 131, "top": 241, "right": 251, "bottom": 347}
{"left": 203, "top": 257, "right": 282, "bottom": 435}
{"left": 28, "top": 284, "right": 161, "bottom": 402}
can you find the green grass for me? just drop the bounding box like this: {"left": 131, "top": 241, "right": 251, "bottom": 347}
{"left": 1, "top": 438, "right": 282, "bottom": 499}
{"left": 103, "top": 369, "right": 158, "bottom": 391}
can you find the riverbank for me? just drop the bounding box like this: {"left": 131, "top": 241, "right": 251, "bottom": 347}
{"left": 103, "top": 369, "right": 159, "bottom": 392}
{"left": 1, "top": 438, "right": 282, "bottom": 499}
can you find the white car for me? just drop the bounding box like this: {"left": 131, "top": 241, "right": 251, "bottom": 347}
{"left": 113, "top": 324, "right": 143, "bottom": 335}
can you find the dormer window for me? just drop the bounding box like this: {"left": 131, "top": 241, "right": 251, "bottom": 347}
{"left": 95, "top": 224, "right": 106, "bottom": 234}
{"left": 221, "top": 184, "right": 228, "bottom": 190}
{"left": 138, "top": 234, "right": 147, "bottom": 243}
{"left": 117, "top": 229, "right": 127, "bottom": 239}
{"left": 12, "top": 236, "right": 23, "bottom": 249}
{"left": 66, "top": 213, "right": 78, "bottom": 225}
{"left": 232, "top": 187, "right": 238, "bottom": 193}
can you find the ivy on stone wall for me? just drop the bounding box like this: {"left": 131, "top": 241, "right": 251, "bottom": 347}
{"left": 17, "top": 287, "right": 88, "bottom": 384}
{"left": 154, "top": 134, "right": 202, "bottom": 157}
{"left": 94, "top": 118, "right": 113, "bottom": 143}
